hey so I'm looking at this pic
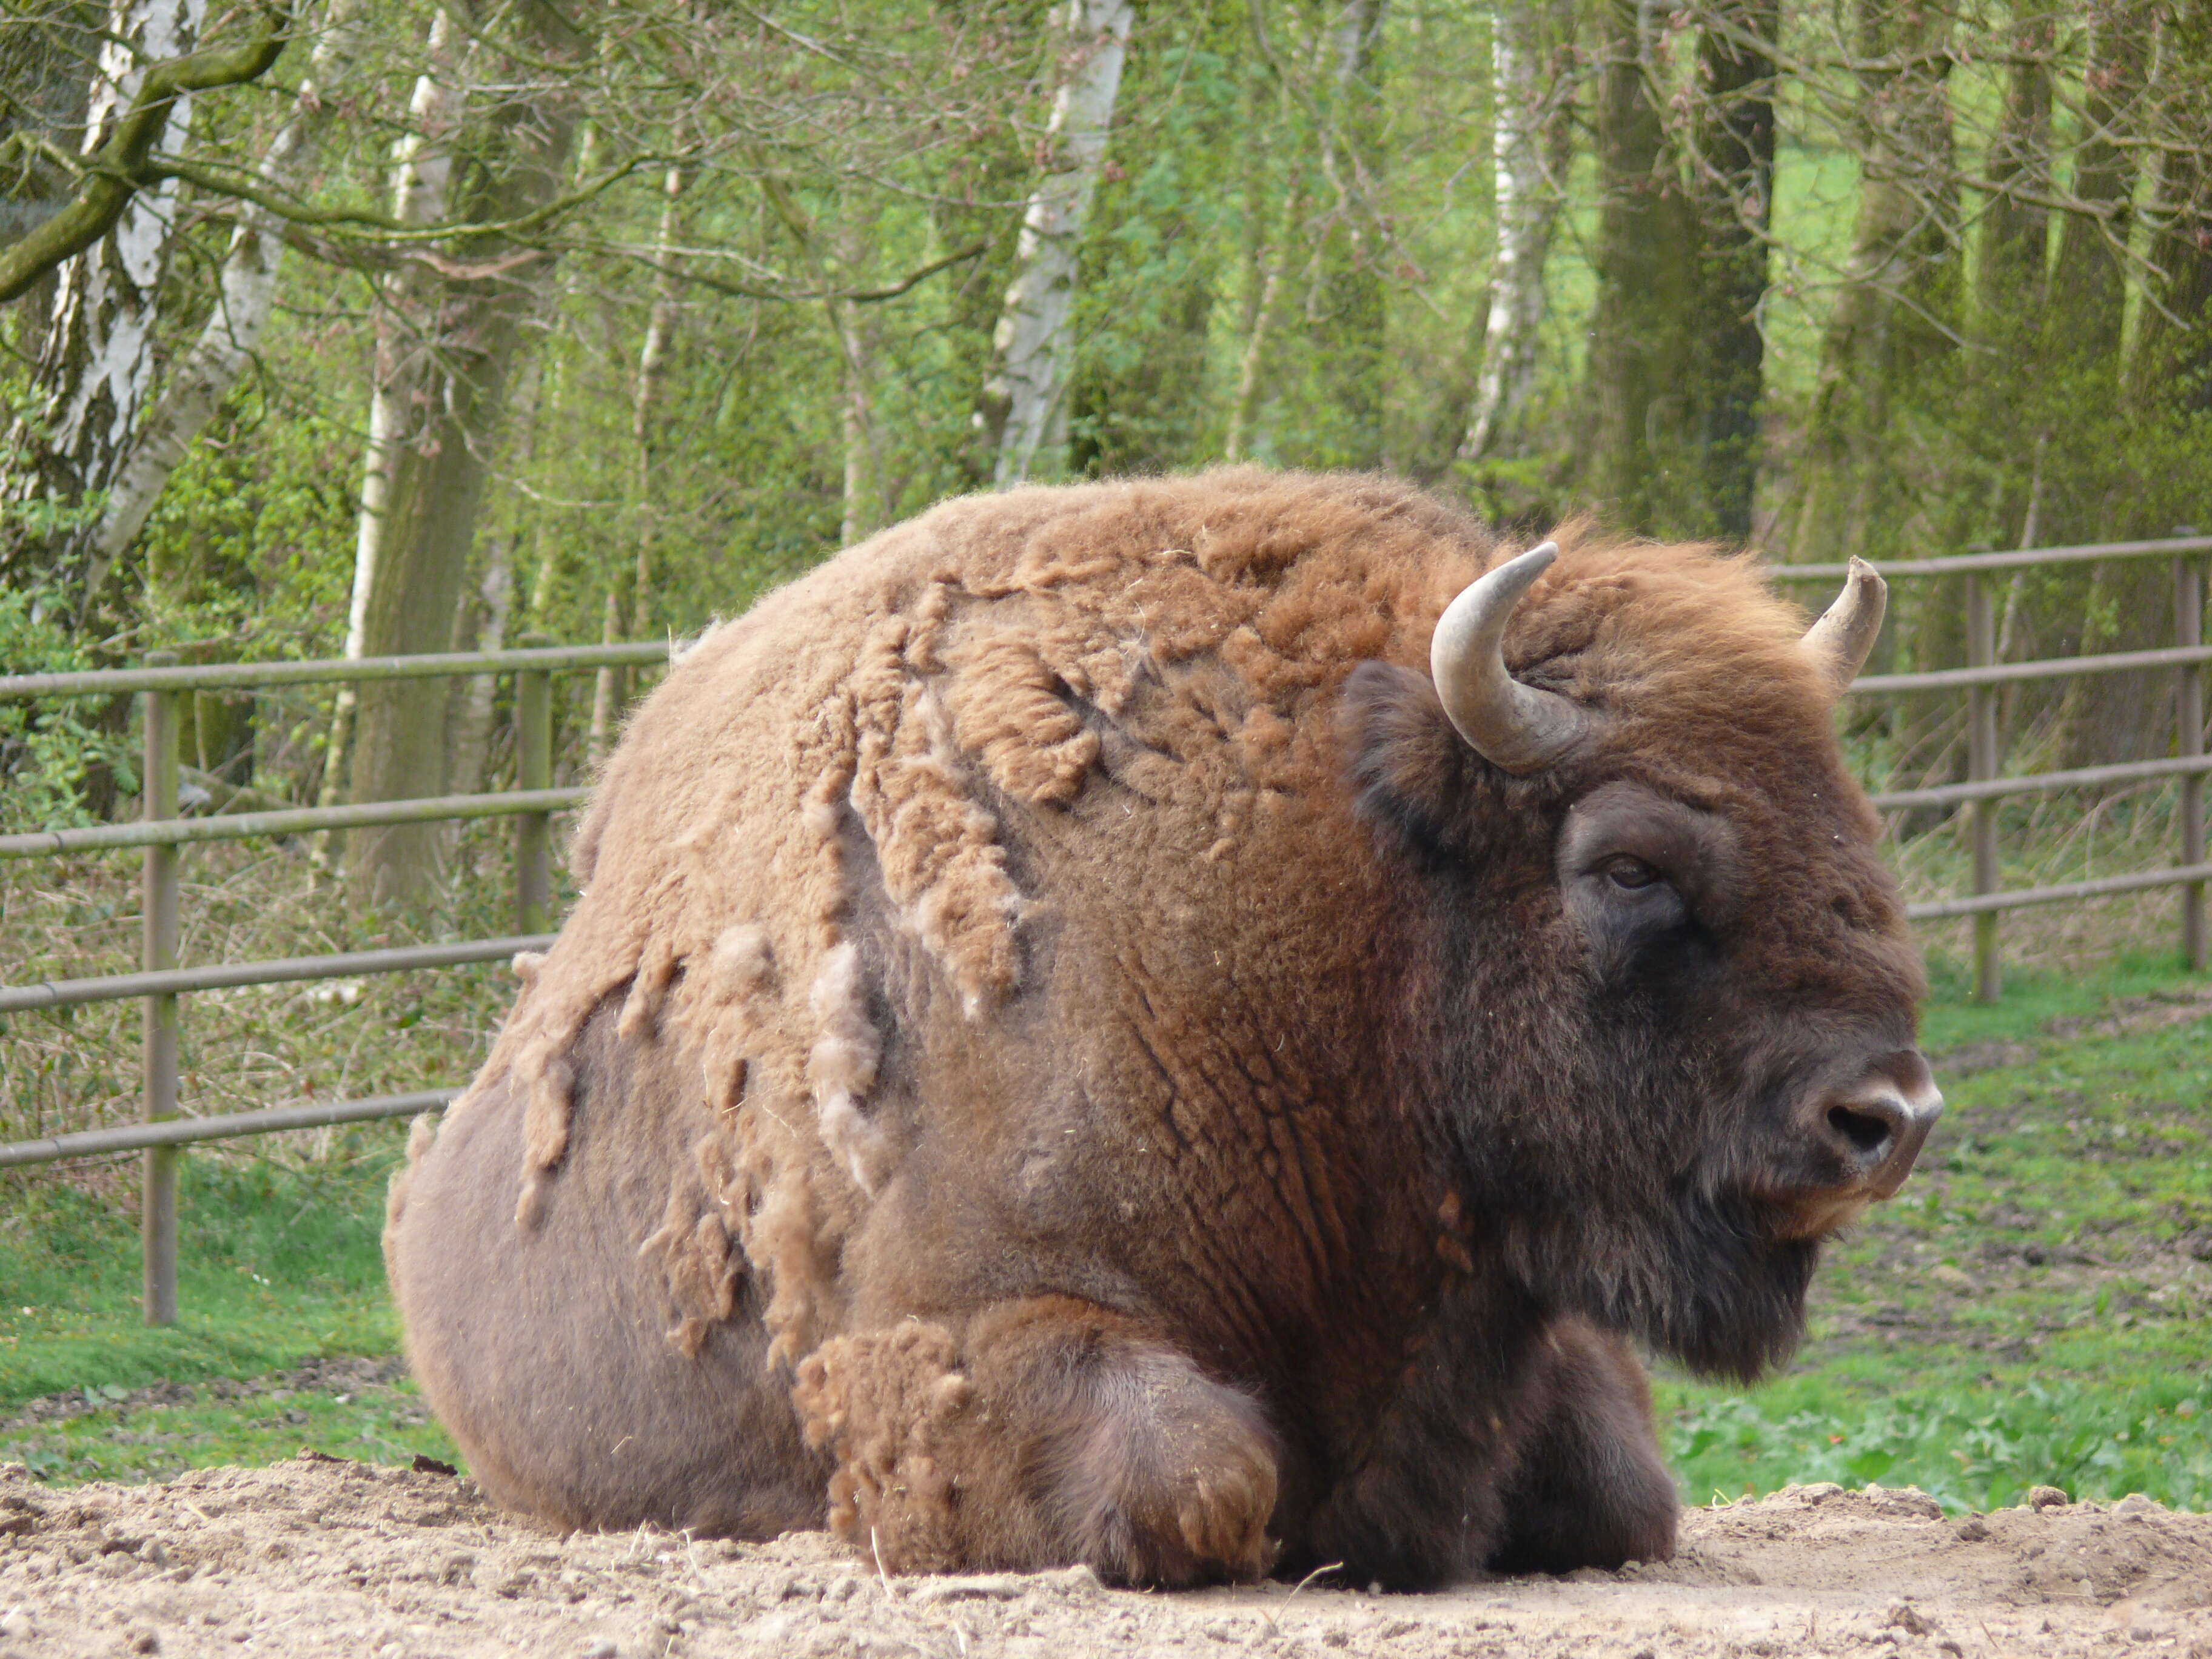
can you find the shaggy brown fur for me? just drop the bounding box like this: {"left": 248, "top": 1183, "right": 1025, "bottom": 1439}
{"left": 386, "top": 469, "right": 1927, "bottom": 1589}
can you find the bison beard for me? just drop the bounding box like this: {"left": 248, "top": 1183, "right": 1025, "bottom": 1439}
{"left": 386, "top": 471, "right": 1934, "bottom": 1590}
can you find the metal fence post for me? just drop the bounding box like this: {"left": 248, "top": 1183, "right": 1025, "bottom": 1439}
{"left": 141, "top": 651, "right": 181, "bottom": 1325}
{"left": 514, "top": 635, "right": 552, "bottom": 935}
{"left": 2177, "top": 530, "right": 2206, "bottom": 971}
{"left": 1966, "top": 573, "right": 2001, "bottom": 1001}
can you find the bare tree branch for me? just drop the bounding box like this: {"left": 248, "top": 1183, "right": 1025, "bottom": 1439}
{"left": 596, "top": 235, "right": 990, "bottom": 304}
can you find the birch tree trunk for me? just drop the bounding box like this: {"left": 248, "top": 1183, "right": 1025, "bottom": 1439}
{"left": 586, "top": 161, "right": 686, "bottom": 768}
{"left": 1460, "top": 0, "right": 1574, "bottom": 464}
{"left": 629, "top": 162, "right": 685, "bottom": 632}
{"left": 79, "top": 0, "right": 366, "bottom": 618}
{"left": 342, "top": 1, "right": 586, "bottom": 912}
{"left": 2, "top": 0, "right": 203, "bottom": 625}
{"left": 833, "top": 293, "right": 886, "bottom": 546}
{"left": 445, "top": 537, "right": 514, "bottom": 801}
{"left": 1224, "top": 182, "right": 1299, "bottom": 465}
{"left": 986, "top": 0, "right": 1135, "bottom": 488}
{"left": 314, "top": 5, "right": 461, "bottom": 834}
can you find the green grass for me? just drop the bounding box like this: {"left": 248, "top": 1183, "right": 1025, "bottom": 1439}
{"left": 0, "top": 1137, "right": 459, "bottom": 1481}
{"left": 0, "top": 1148, "right": 399, "bottom": 1403}
{"left": 1662, "top": 950, "right": 2212, "bottom": 1512}
{"left": 0, "top": 1375, "right": 457, "bottom": 1486}
{"left": 3, "top": 952, "right": 2208, "bottom": 1511}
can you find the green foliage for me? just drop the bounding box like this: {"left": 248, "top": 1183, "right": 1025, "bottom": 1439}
{"left": 135, "top": 381, "right": 363, "bottom": 650}
{"left": 0, "top": 1148, "right": 458, "bottom": 1485}
{"left": 1664, "top": 1375, "right": 2210, "bottom": 1513}
{"left": 0, "top": 585, "right": 137, "bottom": 830}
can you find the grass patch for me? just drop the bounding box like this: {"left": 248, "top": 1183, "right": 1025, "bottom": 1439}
{"left": 0, "top": 1142, "right": 403, "bottom": 1411}
{"left": 0, "top": 1136, "right": 464, "bottom": 1483}
{"left": 0, "top": 1369, "right": 459, "bottom": 1487}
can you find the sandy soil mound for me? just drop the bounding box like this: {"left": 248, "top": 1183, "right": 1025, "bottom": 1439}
{"left": 1, "top": 1456, "right": 2207, "bottom": 1657}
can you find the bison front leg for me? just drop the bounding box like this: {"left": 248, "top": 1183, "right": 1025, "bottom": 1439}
{"left": 795, "top": 1296, "right": 1281, "bottom": 1587}
{"left": 1487, "top": 1316, "right": 1677, "bottom": 1575}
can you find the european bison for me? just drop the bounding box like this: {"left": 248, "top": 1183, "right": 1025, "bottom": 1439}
{"left": 386, "top": 470, "right": 1939, "bottom": 1589}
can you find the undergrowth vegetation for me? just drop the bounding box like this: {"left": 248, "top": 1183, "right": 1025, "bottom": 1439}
{"left": 0, "top": 830, "right": 560, "bottom": 1148}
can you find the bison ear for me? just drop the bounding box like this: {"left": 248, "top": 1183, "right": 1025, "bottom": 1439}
{"left": 1341, "top": 661, "right": 1478, "bottom": 856}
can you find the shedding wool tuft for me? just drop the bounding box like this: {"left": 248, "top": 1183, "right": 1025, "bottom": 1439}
{"left": 807, "top": 943, "right": 889, "bottom": 1195}
{"left": 710, "top": 923, "right": 776, "bottom": 996}
{"left": 514, "top": 1170, "right": 549, "bottom": 1231}
{"left": 521, "top": 1055, "right": 576, "bottom": 1172}
{"left": 616, "top": 939, "right": 680, "bottom": 1040}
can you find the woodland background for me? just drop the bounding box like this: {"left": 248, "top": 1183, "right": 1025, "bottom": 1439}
{"left": 3, "top": 0, "right": 2211, "bottom": 911}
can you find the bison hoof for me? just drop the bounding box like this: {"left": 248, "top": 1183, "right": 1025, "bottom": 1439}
{"left": 1053, "top": 1362, "right": 1281, "bottom": 1587}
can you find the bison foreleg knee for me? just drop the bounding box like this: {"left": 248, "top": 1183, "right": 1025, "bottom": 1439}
{"left": 796, "top": 1296, "right": 1280, "bottom": 1587}
{"left": 1487, "top": 1317, "right": 1678, "bottom": 1575}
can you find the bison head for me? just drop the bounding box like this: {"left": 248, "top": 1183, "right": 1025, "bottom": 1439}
{"left": 1346, "top": 538, "right": 1939, "bottom": 1382}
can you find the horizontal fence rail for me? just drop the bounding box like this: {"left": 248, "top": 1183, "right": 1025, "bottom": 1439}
{"left": 0, "top": 788, "right": 589, "bottom": 861}
{"left": 1906, "top": 863, "right": 2212, "bottom": 922}
{"left": 0, "top": 640, "right": 671, "bottom": 702}
{"left": 1768, "top": 534, "right": 2212, "bottom": 581}
{"left": 0, "top": 639, "right": 650, "bottom": 1323}
{"left": 1849, "top": 643, "right": 2212, "bottom": 696}
{"left": 0, "top": 935, "right": 555, "bottom": 1014}
{"left": 1867, "top": 754, "right": 2212, "bottom": 813}
{"left": 0, "top": 1090, "right": 461, "bottom": 1170}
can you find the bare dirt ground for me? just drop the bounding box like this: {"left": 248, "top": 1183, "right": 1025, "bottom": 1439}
{"left": 2, "top": 1458, "right": 2208, "bottom": 1658}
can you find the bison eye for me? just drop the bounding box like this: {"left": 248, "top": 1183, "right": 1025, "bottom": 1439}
{"left": 1601, "top": 856, "right": 1663, "bottom": 891}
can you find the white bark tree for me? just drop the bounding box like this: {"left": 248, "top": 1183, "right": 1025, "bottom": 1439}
{"left": 1460, "top": 0, "right": 1574, "bottom": 463}
{"left": 6, "top": 0, "right": 204, "bottom": 619}
{"left": 338, "top": 0, "right": 586, "bottom": 910}
{"left": 985, "top": 0, "right": 1136, "bottom": 488}
{"left": 587, "top": 160, "right": 686, "bottom": 769}
{"left": 80, "top": 0, "right": 366, "bottom": 617}
{"left": 314, "top": 5, "right": 461, "bottom": 820}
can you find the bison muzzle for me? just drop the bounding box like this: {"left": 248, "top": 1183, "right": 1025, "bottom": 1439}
{"left": 386, "top": 471, "right": 1939, "bottom": 1589}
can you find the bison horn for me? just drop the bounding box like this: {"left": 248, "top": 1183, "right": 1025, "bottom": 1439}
{"left": 1429, "top": 541, "right": 1590, "bottom": 774}
{"left": 1800, "top": 556, "right": 1887, "bottom": 691}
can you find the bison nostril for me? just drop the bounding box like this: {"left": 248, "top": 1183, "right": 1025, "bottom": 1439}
{"left": 1826, "top": 1101, "right": 1897, "bottom": 1159}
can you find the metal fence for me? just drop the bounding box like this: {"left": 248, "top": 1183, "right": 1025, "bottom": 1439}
{"left": 1772, "top": 531, "right": 2212, "bottom": 1000}
{"left": 1, "top": 534, "right": 2207, "bottom": 1321}
{"left": 0, "top": 640, "right": 666, "bottom": 1322}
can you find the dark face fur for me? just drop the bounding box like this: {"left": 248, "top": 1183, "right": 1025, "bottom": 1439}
{"left": 1342, "top": 657, "right": 1937, "bottom": 1382}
